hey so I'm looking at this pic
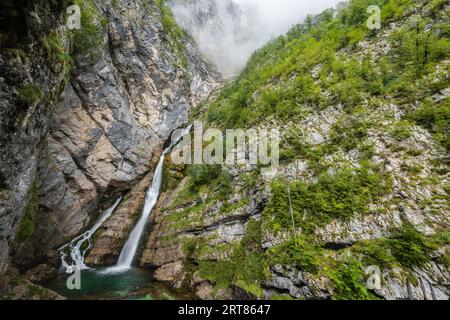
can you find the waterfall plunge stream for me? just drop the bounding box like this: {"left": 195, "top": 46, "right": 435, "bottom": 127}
{"left": 59, "top": 126, "right": 191, "bottom": 274}
{"left": 108, "top": 125, "right": 192, "bottom": 273}
{"left": 59, "top": 196, "right": 123, "bottom": 273}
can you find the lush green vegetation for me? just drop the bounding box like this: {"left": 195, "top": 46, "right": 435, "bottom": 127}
{"left": 353, "top": 226, "right": 450, "bottom": 270}
{"left": 194, "top": 221, "right": 449, "bottom": 299}
{"left": 18, "top": 84, "right": 43, "bottom": 104}
{"left": 173, "top": 0, "right": 449, "bottom": 300}
{"left": 267, "top": 237, "right": 321, "bottom": 273}
{"left": 72, "top": 0, "right": 105, "bottom": 59}
{"left": 387, "top": 223, "right": 444, "bottom": 268}
{"left": 187, "top": 165, "right": 222, "bottom": 190}
{"left": 197, "top": 219, "right": 269, "bottom": 298}
{"left": 390, "top": 120, "right": 414, "bottom": 141}
{"left": 186, "top": 164, "right": 233, "bottom": 197}
{"left": 42, "top": 31, "right": 72, "bottom": 67}
{"left": 155, "top": 0, "right": 185, "bottom": 41}
{"left": 328, "top": 257, "right": 379, "bottom": 300}
{"left": 263, "top": 162, "right": 392, "bottom": 234}
{"left": 16, "top": 182, "right": 38, "bottom": 242}
{"left": 155, "top": 0, "right": 188, "bottom": 66}
{"left": 201, "top": 0, "right": 449, "bottom": 151}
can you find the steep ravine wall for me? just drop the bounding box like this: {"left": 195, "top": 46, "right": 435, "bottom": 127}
{"left": 0, "top": 0, "right": 73, "bottom": 276}
{"left": 0, "top": 0, "right": 219, "bottom": 295}
{"left": 139, "top": 0, "right": 450, "bottom": 300}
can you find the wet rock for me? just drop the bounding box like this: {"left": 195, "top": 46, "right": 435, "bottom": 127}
{"left": 0, "top": 268, "right": 65, "bottom": 300}
{"left": 154, "top": 260, "right": 186, "bottom": 289}
{"left": 25, "top": 264, "right": 58, "bottom": 284}
{"left": 195, "top": 281, "right": 215, "bottom": 300}
{"left": 85, "top": 172, "right": 154, "bottom": 266}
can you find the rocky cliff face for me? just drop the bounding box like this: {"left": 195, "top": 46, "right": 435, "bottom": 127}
{"left": 0, "top": 0, "right": 219, "bottom": 282}
{"left": 141, "top": 0, "right": 449, "bottom": 300}
{"left": 0, "top": 0, "right": 73, "bottom": 275}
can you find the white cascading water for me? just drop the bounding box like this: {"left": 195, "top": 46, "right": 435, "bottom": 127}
{"left": 59, "top": 196, "right": 123, "bottom": 273}
{"left": 111, "top": 126, "right": 192, "bottom": 272}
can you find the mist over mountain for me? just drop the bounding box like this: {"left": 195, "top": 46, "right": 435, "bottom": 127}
{"left": 1, "top": 0, "right": 448, "bottom": 302}
{"left": 168, "top": 0, "right": 342, "bottom": 75}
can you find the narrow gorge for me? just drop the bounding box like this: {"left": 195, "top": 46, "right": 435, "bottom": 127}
{"left": 0, "top": 0, "right": 449, "bottom": 301}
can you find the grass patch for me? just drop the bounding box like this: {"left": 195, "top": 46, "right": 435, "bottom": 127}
{"left": 390, "top": 121, "right": 413, "bottom": 141}
{"left": 263, "top": 163, "right": 392, "bottom": 234}
{"left": 18, "top": 84, "right": 43, "bottom": 104}
{"left": 328, "top": 257, "right": 379, "bottom": 300}
{"left": 196, "top": 219, "right": 269, "bottom": 295}
{"left": 42, "top": 31, "right": 72, "bottom": 68}
{"left": 267, "top": 236, "right": 320, "bottom": 274}
{"left": 16, "top": 181, "right": 38, "bottom": 242}
{"left": 72, "top": 0, "right": 104, "bottom": 60}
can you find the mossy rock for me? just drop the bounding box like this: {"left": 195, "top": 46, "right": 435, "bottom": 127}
{"left": 18, "top": 84, "right": 43, "bottom": 104}
{"left": 15, "top": 182, "right": 38, "bottom": 242}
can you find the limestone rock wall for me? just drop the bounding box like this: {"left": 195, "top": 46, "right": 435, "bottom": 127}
{"left": 0, "top": 0, "right": 219, "bottom": 274}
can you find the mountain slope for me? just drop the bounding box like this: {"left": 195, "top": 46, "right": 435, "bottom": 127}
{"left": 143, "top": 0, "right": 449, "bottom": 300}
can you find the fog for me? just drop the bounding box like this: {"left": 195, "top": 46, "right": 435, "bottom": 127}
{"left": 169, "top": 0, "right": 342, "bottom": 76}
{"left": 234, "top": 0, "right": 343, "bottom": 37}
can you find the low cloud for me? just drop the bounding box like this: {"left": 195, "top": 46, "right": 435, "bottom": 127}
{"left": 169, "top": 0, "right": 342, "bottom": 75}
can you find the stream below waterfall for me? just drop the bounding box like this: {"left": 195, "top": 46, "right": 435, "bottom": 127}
{"left": 45, "top": 126, "right": 193, "bottom": 300}
{"left": 45, "top": 268, "right": 191, "bottom": 300}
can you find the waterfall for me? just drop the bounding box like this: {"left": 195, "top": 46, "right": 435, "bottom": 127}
{"left": 111, "top": 126, "right": 192, "bottom": 272}
{"left": 59, "top": 196, "right": 123, "bottom": 273}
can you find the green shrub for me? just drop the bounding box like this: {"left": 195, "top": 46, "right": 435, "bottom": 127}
{"left": 241, "top": 219, "right": 262, "bottom": 252}
{"left": 16, "top": 182, "right": 38, "bottom": 242}
{"left": 267, "top": 237, "right": 320, "bottom": 273}
{"left": 72, "top": 0, "right": 103, "bottom": 59}
{"left": 352, "top": 228, "right": 449, "bottom": 271}
{"left": 18, "top": 85, "right": 43, "bottom": 104}
{"left": 196, "top": 218, "right": 269, "bottom": 294}
{"left": 187, "top": 164, "right": 223, "bottom": 191}
{"left": 328, "top": 257, "right": 378, "bottom": 300}
{"left": 348, "top": 28, "right": 366, "bottom": 45}
{"left": 353, "top": 240, "right": 396, "bottom": 268}
{"left": 387, "top": 223, "right": 436, "bottom": 268}
{"left": 382, "top": 0, "right": 413, "bottom": 21}
{"left": 197, "top": 249, "right": 267, "bottom": 294}
{"left": 401, "top": 163, "right": 423, "bottom": 175}
{"left": 198, "top": 260, "right": 236, "bottom": 289}
{"left": 410, "top": 99, "right": 449, "bottom": 151}
{"left": 390, "top": 121, "right": 413, "bottom": 141}
{"left": 264, "top": 164, "right": 392, "bottom": 234}
{"left": 330, "top": 118, "right": 372, "bottom": 151}
{"left": 217, "top": 170, "right": 233, "bottom": 198}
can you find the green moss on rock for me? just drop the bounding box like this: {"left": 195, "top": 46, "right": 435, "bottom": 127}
{"left": 16, "top": 182, "right": 38, "bottom": 242}
{"left": 18, "top": 84, "right": 43, "bottom": 104}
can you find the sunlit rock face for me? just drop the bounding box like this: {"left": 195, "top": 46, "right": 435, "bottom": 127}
{"left": 169, "top": 0, "right": 261, "bottom": 76}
